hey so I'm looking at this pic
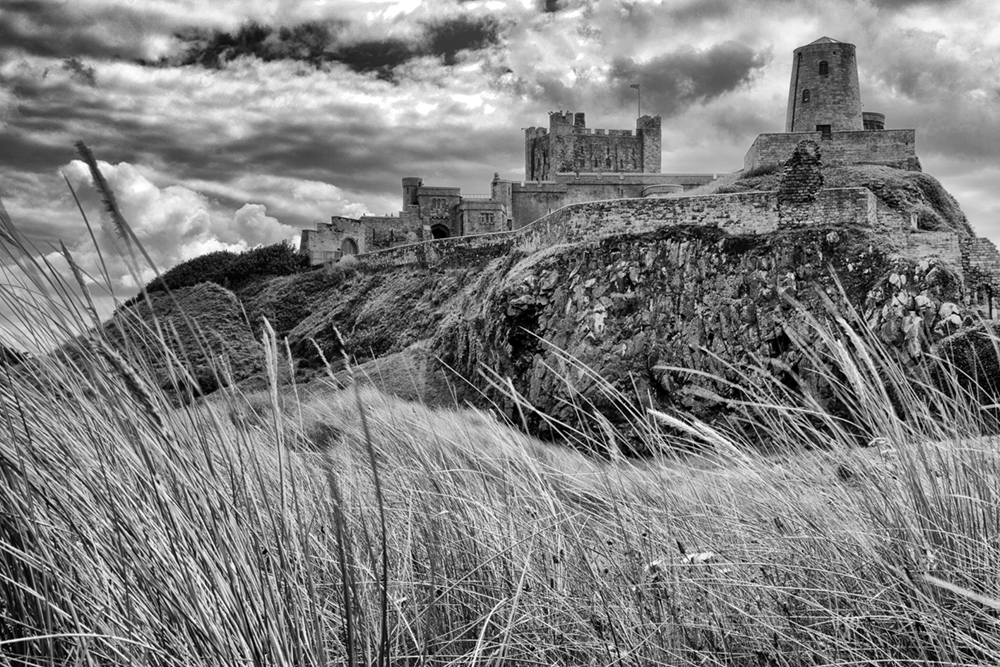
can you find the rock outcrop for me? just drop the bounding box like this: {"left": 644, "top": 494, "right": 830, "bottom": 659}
{"left": 115, "top": 153, "right": 1000, "bottom": 447}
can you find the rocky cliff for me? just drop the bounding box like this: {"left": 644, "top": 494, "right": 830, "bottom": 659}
{"left": 113, "top": 155, "right": 994, "bottom": 445}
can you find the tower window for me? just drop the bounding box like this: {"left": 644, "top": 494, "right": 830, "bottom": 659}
{"left": 818, "top": 61, "right": 829, "bottom": 76}
{"left": 802, "top": 89, "right": 811, "bottom": 103}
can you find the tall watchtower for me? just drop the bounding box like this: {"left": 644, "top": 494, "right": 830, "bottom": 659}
{"left": 785, "top": 37, "right": 863, "bottom": 133}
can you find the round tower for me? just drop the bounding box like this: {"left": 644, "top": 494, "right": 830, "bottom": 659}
{"left": 785, "top": 37, "right": 863, "bottom": 133}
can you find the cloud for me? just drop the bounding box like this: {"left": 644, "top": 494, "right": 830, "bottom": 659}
{"left": 167, "top": 14, "right": 504, "bottom": 79}
{"left": 609, "top": 42, "right": 771, "bottom": 117}
{"left": 0, "top": 0, "right": 180, "bottom": 61}
{"left": 424, "top": 15, "right": 502, "bottom": 65}
{"left": 870, "top": 0, "right": 962, "bottom": 7}
{"left": 59, "top": 159, "right": 298, "bottom": 286}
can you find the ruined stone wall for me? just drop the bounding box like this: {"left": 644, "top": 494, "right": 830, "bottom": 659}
{"left": 962, "top": 237, "right": 1000, "bottom": 282}
{"left": 961, "top": 237, "right": 1000, "bottom": 316}
{"left": 356, "top": 187, "right": 895, "bottom": 271}
{"left": 301, "top": 217, "right": 368, "bottom": 265}
{"left": 909, "top": 231, "right": 961, "bottom": 265}
{"left": 744, "top": 130, "right": 918, "bottom": 171}
{"left": 519, "top": 188, "right": 884, "bottom": 250}
{"left": 510, "top": 172, "right": 719, "bottom": 229}
{"left": 357, "top": 232, "right": 516, "bottom": 270}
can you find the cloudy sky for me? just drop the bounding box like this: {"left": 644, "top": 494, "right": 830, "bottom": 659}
{"left": 2, "top": 0, "right": 1000, "bottom": 315}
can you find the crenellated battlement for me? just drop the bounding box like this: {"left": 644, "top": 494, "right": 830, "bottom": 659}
{"left": 525, "top": 111, "right": 661, "bottom": 180}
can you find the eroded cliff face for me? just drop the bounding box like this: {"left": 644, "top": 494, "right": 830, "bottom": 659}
{"left": 432, "top": 222, "right": 965, "bottom": 440}
{"left": 116, "top": 154, "right": 986, "bottom": 444}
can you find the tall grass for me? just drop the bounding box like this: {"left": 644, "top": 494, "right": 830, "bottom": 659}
{"left": 2, "top": 153, "right": 1000, "bottom": 665}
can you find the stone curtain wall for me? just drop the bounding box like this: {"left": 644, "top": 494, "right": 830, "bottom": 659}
{"left": 357, "top": 232, "right": 517, "bottom": 270}
{"left": 357, "top": 187, "right": 892, "bottom": 270}
{"left": 744, "top": 130, "right": 918, "bottom": 171}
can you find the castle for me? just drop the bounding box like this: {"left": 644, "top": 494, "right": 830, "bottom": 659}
{"left": 301, "top": 112, "right": 719, "bottom": 264}
{"left": 300, "top": 38, "right": 1000, "bottom": 319}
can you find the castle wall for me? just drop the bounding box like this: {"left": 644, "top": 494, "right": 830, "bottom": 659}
{"left": 744, "top": 130, "right": 918, "bottom": 171}
{"left": 509, "top": 172, "right": 719, "bottom": 230}
{"left": 458, "top": 199, "right": 508, "bottom": 234}
{"left": 364, "top": 214, "right": 422, "bottom": 250}
{"left": 510, "top": 182, "right": 568, "bottom": 230}
{"left": 354, "top": 232, "right": 517, "bottom": 270}
{"left": 355, "top": 187, "right": 898, "bottom": 270}
{"left": 301, "top": 216, "right": 370, "bottom": 265}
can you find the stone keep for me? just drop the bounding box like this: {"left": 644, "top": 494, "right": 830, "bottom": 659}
{"left": 785, "top": 37, "right": 864, "bottom": 133}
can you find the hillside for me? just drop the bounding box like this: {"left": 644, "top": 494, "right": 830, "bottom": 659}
{"left": 115, "top": 161, "right": 988, "bottom": 443}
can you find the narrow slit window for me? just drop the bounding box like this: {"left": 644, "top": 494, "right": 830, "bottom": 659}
{"left": 802, "top": 89, "right": 811, "bottom": 103}
{"left": 819, "top": 61, "right": 829, "bottom": 75}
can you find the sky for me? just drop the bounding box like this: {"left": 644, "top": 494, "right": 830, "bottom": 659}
{"left": 1, "top": 0, "right": 1000, "bottom": 325}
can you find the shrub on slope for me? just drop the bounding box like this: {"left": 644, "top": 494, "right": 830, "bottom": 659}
{"left": 138, "top": 240, "right": 306, "bottom": 299}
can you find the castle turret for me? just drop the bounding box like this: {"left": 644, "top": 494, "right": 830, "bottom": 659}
{"left": 402, "top": 177, "right": 422, "bottom": 209}
{"left": 785, "top": 37, "right": 863, "bottom": 133}
{"left": 636, "top": 115, "right": 661, "bottom": 174}
{"left": 863, "top": 111, "right": 886, "bottom": 131}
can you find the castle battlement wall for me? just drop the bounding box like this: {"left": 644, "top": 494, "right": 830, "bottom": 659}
{"left": 744, "top": 130, "right": 918, "bottom": 172}
{"left": 525, "top": 112, "right": 662, "bottom": 181}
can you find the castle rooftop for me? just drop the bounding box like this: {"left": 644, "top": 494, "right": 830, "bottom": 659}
{"left": 807, "top": 36, "right": 844, "bottom": 45}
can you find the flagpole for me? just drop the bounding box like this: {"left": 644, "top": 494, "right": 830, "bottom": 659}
{"left": 630, "top": 83, "right": 641, "bottom": 118}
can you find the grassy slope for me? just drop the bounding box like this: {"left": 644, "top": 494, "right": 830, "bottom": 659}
{"left": 103, "top": 281, "right": 261, "bottom": 395}
{"left": 4, "top": 323, "right": 1000, "bottom": 665}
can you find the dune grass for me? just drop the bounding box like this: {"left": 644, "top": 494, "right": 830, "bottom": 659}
{"left": 2, "top": 151, "right": 1000, "bottom": 665}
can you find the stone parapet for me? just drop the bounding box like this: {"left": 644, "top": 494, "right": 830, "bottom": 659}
{"left": 744, "top": 130, "right": 918, "bottom": 172}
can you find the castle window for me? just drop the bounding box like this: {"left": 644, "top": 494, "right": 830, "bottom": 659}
{"left": 480, "top": 212, "right": 495, "bottom": 225}
{"left": 802, "top": 89, "right": 811, "bottom": 103}
{"left": 432, "top": 197, "right": 447, "bottom": 211}
{"left": 818, "top": 61, "right": 829, "bottom": 76}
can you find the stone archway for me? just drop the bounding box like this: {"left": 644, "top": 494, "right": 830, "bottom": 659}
{"left": 431, "top": 224, "right": 451, "bottom": 239}
{"left": 341, "top": 237, "right": 359, "bottom": 255}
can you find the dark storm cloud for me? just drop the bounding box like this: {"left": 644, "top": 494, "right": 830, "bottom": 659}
{"left": 542, "top": 0, "right": 561, "bottom": 12}
{"left": 331, "top": 39, "right": 419, "bottom": 80}
{"left": 424, "top": 16, "right": 501, "bottom": 65}
{"left": 170, "top": 15, "right": 503, "bottom": 80}
{"left": 0, "top": 0, "right": 161, "bottom": 60}
{"left": 609, "top": 42, "right": 770, "bottom": 117}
